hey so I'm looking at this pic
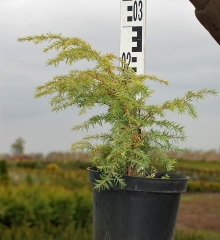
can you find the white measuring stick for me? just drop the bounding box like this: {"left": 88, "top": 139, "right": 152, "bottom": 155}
{"left": 120, "top": 0, "right": 146, "bottom": 76}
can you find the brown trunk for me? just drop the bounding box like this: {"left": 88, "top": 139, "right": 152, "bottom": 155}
{"left": 127, "top": 164, "right": 132, "bottom": 176}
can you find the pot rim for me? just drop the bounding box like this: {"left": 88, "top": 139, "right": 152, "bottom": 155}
{"left": 88, "top": 167, "right": 189, "bottom": 193}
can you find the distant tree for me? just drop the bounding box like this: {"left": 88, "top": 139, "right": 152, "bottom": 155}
{"left": 11, "top": 137, "right": 25, "bottom": 155}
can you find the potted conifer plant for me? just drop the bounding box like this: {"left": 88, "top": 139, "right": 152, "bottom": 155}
{"left": 18, "top": 33, "right": 217, "bottom": 240}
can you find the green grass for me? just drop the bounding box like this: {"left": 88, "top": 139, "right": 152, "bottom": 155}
{"left": 181, "top": 193, "right": 219, "bottom": 201}
{"left": 0, "top": 224, "right": 92, "bottom": 240}
{"left": 175, "top": 229, "right": 220, "bottom": 240}
{"left": 175, "top": 159, "right": 220, "bottom": 173}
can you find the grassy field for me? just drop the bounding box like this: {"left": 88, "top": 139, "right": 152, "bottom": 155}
{"left": 0, "top": 158, "right": 219, "bottom": 239}
{"left": 177, "top": 193, "right": 220, "bottom": 240}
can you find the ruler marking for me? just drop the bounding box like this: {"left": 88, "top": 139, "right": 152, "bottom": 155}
{"left": 132, "top": 26, "right": 142, "bottom": 52}
{"left": 132, "top": 57, "right": 137, "bottom": 62}
{"left": 132, "top": 67, "right": 137, "bottom": 72}
{"left": 127, "top": 16, "right": 132, "bottom": 22}
{"left": 120, "top": 0, "right": 145, "bottom": 75}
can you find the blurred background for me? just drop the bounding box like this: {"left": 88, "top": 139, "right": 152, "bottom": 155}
{"left": 0, "top": 0, "right": 220, "bottom": 239}
{"left": 0, "top": 144, "right": 220, "bottom": 239}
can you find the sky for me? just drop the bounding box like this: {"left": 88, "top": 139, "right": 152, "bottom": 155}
{"left": 0, "top": 0, "right": 220, "bottom": 155}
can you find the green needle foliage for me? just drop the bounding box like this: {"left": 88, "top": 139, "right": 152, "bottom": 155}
{"left": 18, "top": 33, "right": 218, "bottom": 190}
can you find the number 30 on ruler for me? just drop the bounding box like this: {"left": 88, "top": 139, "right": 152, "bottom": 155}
{"left": 120, "top": 0, "right": 146, "bottom": 75}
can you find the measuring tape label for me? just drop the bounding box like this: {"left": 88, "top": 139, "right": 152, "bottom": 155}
{"left": 120, "top": 0, "right": 146, "bottom": 75}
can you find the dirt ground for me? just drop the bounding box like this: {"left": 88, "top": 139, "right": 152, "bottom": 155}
{"left": 176, "top": 193, "right": 220, "bottom": 233}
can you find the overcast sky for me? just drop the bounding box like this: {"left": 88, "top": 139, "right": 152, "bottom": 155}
{"left": 0, "top": 0, "right": 220, "bottom": 155}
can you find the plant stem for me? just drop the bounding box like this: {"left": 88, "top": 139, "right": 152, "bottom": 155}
{"left": 127, "top": 164, "right": 132, "bottom": 176}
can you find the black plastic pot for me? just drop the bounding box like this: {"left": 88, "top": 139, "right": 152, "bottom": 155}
{"left": 88, "top": 167, "right": 189, "bottom": 240}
